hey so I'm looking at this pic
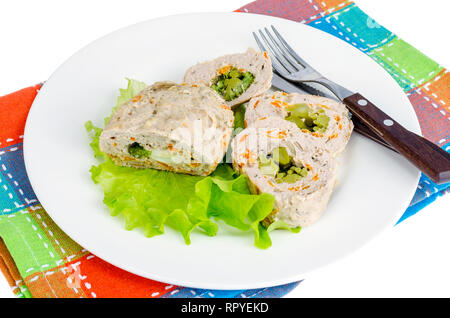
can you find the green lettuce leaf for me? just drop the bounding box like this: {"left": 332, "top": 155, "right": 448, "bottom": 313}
{"left": 90, "top": 160, "right": 217, "bottom": 244}
{"left": 86, "top": 78, "right": 300, "bottom": 248}
{"left": 89, "top": 158, "right": 279, "bottom": 247}
{"left": 104, "top": 78, "right": 147, "bottom": 125}
{"left": 84, "top": 121, "right": 104, "bottom": 160}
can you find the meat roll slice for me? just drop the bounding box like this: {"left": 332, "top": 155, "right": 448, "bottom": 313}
{"left": 100, "top": 81, "right": 234, "bottom": 176}
{"left": 183, "top": 48, "right": 272, "bottom": 108}
{"left": 231, "top": 122, "right": 338, "bottom": 227}
{"left": 245, "top": 92, "right": 354, "bottom": 157}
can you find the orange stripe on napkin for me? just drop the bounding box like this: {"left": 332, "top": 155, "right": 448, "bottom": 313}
{"left": 75, "top": 254, "right": 177, "bottom": 298}
{"left": 0, "top": 84, "right": 41, "bottom": 146}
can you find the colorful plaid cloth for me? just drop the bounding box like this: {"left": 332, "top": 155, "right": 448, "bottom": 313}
{"left": 0, "top": 0, "right": 448, "bottom": 298}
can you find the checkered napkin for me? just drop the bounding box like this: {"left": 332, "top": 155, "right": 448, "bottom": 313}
{"left": 0, "top": 0, "right": 448, "bottom": 298}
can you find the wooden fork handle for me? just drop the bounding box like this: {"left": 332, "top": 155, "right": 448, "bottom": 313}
{"left": 343, "top": 93, "right": 450, "bottom": 185}
{"left": 352, "top": 116, "right": 398, "bottom": 153}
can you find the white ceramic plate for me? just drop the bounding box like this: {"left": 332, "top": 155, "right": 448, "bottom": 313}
{"left": 24, "top": 12, "right": 420, "bottom": 290}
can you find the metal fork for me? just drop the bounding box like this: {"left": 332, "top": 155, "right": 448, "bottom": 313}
{"left": 253, "top": 26, "right": 450, "bottom": 185}
{"left": 253, "top": 26, "right": 352, "bottom": 101}
{"left": 270, "top": 73, "right": 398, "bottom": 153}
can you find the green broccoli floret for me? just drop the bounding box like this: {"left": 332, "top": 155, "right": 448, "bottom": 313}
{"left": 128, "top": 142, "right": 151, "bottom": 158}
{"left": 211, "top": 67, "right": 255, "bottom": 101}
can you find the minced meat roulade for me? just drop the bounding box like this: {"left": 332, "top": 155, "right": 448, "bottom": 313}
{"left": 183, "top": 48, "right": 273, "bottom": 108}
{"left": 231, "top": 122, "right": 338, "bottom": 227}
{"left": 99, "top": 81, "right": 234, "bottom": 176}
{"left": 245, "top": 92, "right": 353, "bottom": 157}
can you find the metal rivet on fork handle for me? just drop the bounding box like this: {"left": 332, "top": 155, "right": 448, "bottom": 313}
{"left": 358, "top": 99, "right": 368, "bottom": 106}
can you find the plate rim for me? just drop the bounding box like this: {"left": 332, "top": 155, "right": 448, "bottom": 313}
{"left": 23, "top": 12, "right": 421, "bottom": 290}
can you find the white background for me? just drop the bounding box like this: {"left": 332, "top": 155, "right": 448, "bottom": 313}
{"left": 0, "top": 0, "right": 448, "bottom": 298}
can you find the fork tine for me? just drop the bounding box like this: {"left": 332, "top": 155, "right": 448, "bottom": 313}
{"left": 263, "top": 27, "right": 302, "bottom": 72}
{"left": 257, "top": 30, "right": 298, "bottom": 74}
{"left": 271, "top": 25, "right": 312, "bottom": 69}
{"left": 252, "top": 32, "right": 290, "bottom": 77}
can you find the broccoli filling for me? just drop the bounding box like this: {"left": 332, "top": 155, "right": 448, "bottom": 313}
{"left": 211, "top": 67, "right": 255, "bottom": 101}
{"left": 258, "top": 147, "right": 308, "bottom": 184}
{"left": 128, "top": 142, "right": 151, "bottom": 158}
{"left": 285, "top": 103, "right": 330, "bottom": 133}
